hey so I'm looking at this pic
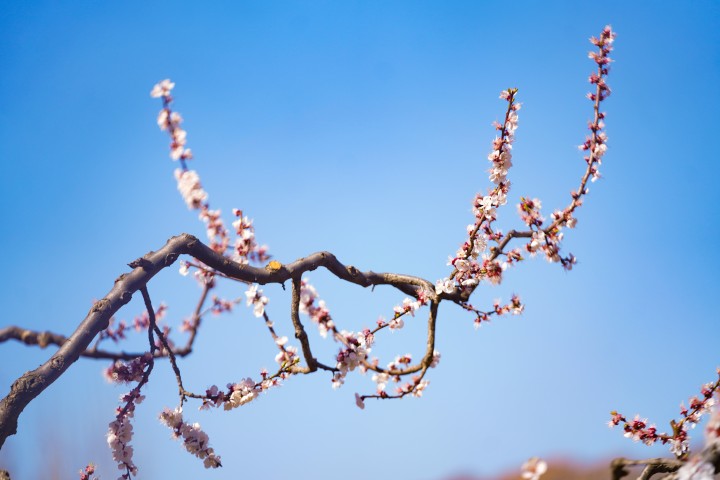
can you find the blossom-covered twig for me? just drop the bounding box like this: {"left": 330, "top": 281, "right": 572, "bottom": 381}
{"left": 0, "top": 27, "right": 622, "bottom": 480}
{"left": 78, "top": 463, "right": 99, "bottom": 480}
{"left": 609, "top": 370, "right": 720, "bottom": 459}
{"left": 105, "top": 287, "right": 159, "bottom": 479}
{"left": 521, "top": 457, "right": 548, "bottom": 480}
{"left": 158, "top": 408, "right": 221, "bottom": 469}
{"left": 439, "top": 25, "right": 617, "bottom": 311}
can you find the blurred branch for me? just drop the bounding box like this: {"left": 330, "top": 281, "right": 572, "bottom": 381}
{"left": 610, "top": 457, "right": 681, "bottom": 479}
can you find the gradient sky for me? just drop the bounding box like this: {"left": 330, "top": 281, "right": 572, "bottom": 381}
{"left": 1, "top": 1, "right": 719, "bottom": 479}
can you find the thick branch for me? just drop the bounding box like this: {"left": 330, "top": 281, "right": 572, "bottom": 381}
{"left": 0, "top": 233, "right": 437, "bottom": 449}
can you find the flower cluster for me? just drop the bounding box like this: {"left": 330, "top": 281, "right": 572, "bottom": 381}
{"left": 332, "top": 330, "right": 374, "bottom": 388}
{"left": 609, "top": 369, "right": 720, "bottom": 458}
{"left": 520, "top": 200, "right": 574, "bottom": 267}
{"left": 525, "top": 222, "right": 576, "bottom": 270}
{"left": 518, "top": 197, "right": 544, "bottom": 227}
{"left": 98, "top": 304, "right": 168, "bottom": 345}
{"left": 152, "top": 79, "right": 270, "bottom": 261}
{"left": 151, "top": 79, "right": 192, "bottom": 162}
{"left": 393, "top": 296, "right": 425, "bottom": 318}
{"left": 158, "top": 408, "right": 221, "bottom": 469}
{"left": 78, "top": 464, "right": 98, "bottom": 480}
{"left": 383, "top": 292, "right": 430, "bottom": 331}
{"left": 175, "top": 168, "right": 208, "bottom": 210}
{"left": 107, "top": 390, "right": 144, "bottom": 479}
{"left": 232, "top": 209, "right": 270, "bottom": 264}
{"left": 368, "top": 352, "right": 439, "bottom": 396}
{"left": 200, "top": 207, "right": 230, "bottom": 254}
{"left": 297, "top": 279, "right": 435, "bottom": 397}
{"left": 490, "top": 89, "right": 520, "bottom": 185}
{"left": 438, "top": 88, "right": 520, "bottom": 294}
{"left": 103, "top": 353, "right": 152, "bottom": 384}
{"left": 274, "top": 343, "right": 299, "bottom": 367}
{"left": 210, "top": 295, "right": 237, "bottom": 315}
{"left": 133, "top": 303, "right": 168, "bottom": 332}
{"left": 222, "top": 379, "right": 260, "bottom": 410}
{"left": 198, "top": 380, "right": 259, "bottom": 410}
{"left": 515, "top": 27, "right": 614, "bottom": 271}
{"left": 609, "top": 413, "right": 664, "bottom": 447}
{"left": 521, "top": 457, "right": 547, "bottom": 480}
{"left": 298, "top": 279, "right": 336, "bottom": 338}
{"left": 98, "top": 317, "right": 127, "bottom": 343}
{"left": 462, "top": 295, "right": 524, "bottom": 329}
{"left": 397, "top": 376, "right": 430, "bottom": 398}
{"left": 151, "top": 80, "right": 211, "bottom": 213}
{"left": 198, "top": 372, "right": 287, "bottom": 412}
{"left": 245, "top": 284, "right": 268, "bottom": 318}
{"left": 587, "top": 26, "right": 615, "bottom": 100}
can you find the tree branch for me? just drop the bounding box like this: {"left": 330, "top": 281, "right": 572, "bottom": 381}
{"left": 0, "top": 233, "right": 439, "bottom": 449}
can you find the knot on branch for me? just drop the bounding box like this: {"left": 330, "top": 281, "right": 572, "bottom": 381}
{"left": 50, "top": 355, "right": 64, "bottom": 370}
{"left": 22, "top": 330, "right": 51, "bottom": 348}
{"left": 180, "top": 233, "right": 199, "bottom": 247}
{"left": 165, "top": 252, "right": 179, "bottom": 265}
{"left": 14, "top": 372, "right": 45, "bottom": 392}
{"left": 91, "top": 299, "right": 111, "bottom": 314}
{"left": 128, "top": 256, "right": 153, "bottom": 269}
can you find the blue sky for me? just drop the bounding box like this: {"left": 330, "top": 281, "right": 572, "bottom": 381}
{"left": 1, "top": 1, "right": 719, "bottom": 479}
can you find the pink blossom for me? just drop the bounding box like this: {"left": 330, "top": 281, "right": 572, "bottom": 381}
{"left": 521, "top": 457, "right": 547, "bottom": 480}
{"left": 299, "top": 279, "right": 336, "bottom": 338}
{"left": 372, "top": 372, "right": 390, "bottom": 391}
{"left": 224, "top": 378, "right": 260, "bottom": 410}
{"left": 175, "top": 169, "right": 208, "bottom": 210}
{"left": 245, "top": 284, "right": 268, "bottom": 318}
{"left": 150, "top": 79, "right": 175, "bottom": 98}
{"left": 103, "top": 353, "right": 152, "bottom": 384}
{"left": 107, "top": 390, "right": 145, "bottom": 478}
{"left": 430, "top": 350, "right": 441, "bottom": 368}
{"left": 435, "top": 278, "right": 455, "bottom": 295}
{"left": 158, "top": 407, "right": 221, "bottom": 469}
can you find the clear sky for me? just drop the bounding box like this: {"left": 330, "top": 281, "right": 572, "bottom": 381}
{"left": 1, "top": 1, "right": 719, "bottom": 479}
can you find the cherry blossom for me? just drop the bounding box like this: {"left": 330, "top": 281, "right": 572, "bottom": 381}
{"left": 107, "top": 390, "right": 145, "bottom": 479}
{"left": 104, "top": 354, "right": 152, "bottom": 384}
{"left": 175, "top": 169, "right": 208, "bottom": 210}
{"left": 159, "top": 407, "right": 221, "bottom": 469}
{"left": 0, "top": 26, "right": 634, "bottom": 479}
{"left": 78, "top": 464, "right": 98, "bottom": 480}
{"left": 245, "top": 284, "right": 268, "bottom": 318}
{"left": 610, "top": 369, "right": 720, "bottom": 458}
{"left": 521, "top": 457, "right": 547, "bottom": 480}
{"left": 298, "top": 279, "right": 335, "bottom": 338}
{"left": 150, "top": 79, "right": 175, "bottom": 98}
